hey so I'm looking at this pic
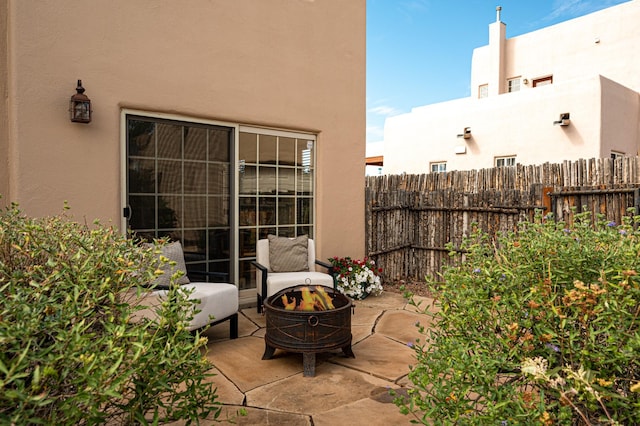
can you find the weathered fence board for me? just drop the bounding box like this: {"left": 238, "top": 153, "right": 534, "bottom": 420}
{"left": 365, "top": 157, "right": 640, "bottom": 282}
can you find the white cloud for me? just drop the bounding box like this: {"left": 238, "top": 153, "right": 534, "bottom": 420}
{"left": 399, "top": 0, "right": 430, "bottom": 13}
{"left": 368, "top": 105, "right": 403, "bottom": 117}
{"left": 396, "top": 0, "right": 431, "bottom": 22}
{"left": 547, "top": 0, "right": 626, "bottom": 21}
{"left": 367, "top": 99, "right": 404, "bottom": 142}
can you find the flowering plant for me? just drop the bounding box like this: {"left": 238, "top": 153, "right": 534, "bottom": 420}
{"left": 395, "top": 211, "right": 640, "bottom": 424}
{"left": 329, "top": 256, "right": 383, "bottom": 299}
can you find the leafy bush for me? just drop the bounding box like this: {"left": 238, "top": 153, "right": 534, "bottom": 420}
{"left": 396, "top": 211, "right": 640, "bottom": 425}
{"left": 0, "top": 203, "right": 221, "bottom": 424}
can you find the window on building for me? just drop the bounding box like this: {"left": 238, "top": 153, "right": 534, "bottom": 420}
{"left": 495, "top": 156, "right": 516, "bottom": 167}
{"left": 611, "top": 151, "right": 625, "bottom": 174}
{"left": 507, "top": 77, "right": 521, "bottom": 92}
{"left": 478, "top": 84, "right": 488, "bottom": 99}
{"left": 611, "top": 151, "right": 625, "bottom": 160}
{"left": 430, "top": 162, "right": 446, "bottom": 173}
{"left": 533, "top": 76, "right": 553, "bottom": 87}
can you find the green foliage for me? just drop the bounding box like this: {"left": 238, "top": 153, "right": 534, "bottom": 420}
{"left": 396, "top": 211, "right": 640, "bottom": 425}
{"left": 0, "top": 203, "right": 221, "bottom": 424}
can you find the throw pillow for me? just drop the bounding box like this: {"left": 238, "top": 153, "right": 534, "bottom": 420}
{"left": 268, "top": 234, "right": 309, "bottom": 272}
{"left": 146, "top": 241, "right": 191, "bottom": 289}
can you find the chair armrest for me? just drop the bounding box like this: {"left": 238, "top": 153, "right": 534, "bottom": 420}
{"left": 315, "top": 259, "right": 337, "bottom": 290}
{"left": 251, "top": 261, "right": 269, "bottom": 300}
{"left": 315, "top": 259, "right": 333, "bottom": 272}
{"left": 251, "top": 260, "right": 268, "bottom": 273}
{"left": 136, "top": 282, "right": 171, "bottom": 291}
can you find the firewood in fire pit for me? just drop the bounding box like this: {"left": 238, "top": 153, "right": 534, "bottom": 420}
{"left": 314, "top": 286, "right": 335, "bottom": 310}
{"left": 278, "top": 286, "right": 336, "bottom": 311}
{"left": 281, "top": 295, "right": 296, "bottom": 310}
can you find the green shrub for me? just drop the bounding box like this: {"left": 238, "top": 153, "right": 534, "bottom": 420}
{"left": 0, "top": 203, "right": 221, "bottom": 424}
{"left": 396, "top": 211, "right": 640, "bottom": 425}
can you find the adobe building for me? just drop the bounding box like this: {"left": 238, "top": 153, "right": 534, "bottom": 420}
{"left": 383, "top": 1, "right": 640, "bottom": 174}
{"left": 0, "top": 0, "right": 366, "bottom": 305}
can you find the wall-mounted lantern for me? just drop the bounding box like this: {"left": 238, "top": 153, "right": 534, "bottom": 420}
{"left": 69, "top": 80, "right": 91, "bottom": 123}
{"left": 553, "top": 113, "right": 570, "bottom": 126}
{"left": 457, "top": 127, "right": 472, "bottom": 139}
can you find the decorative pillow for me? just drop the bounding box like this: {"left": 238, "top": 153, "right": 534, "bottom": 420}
{"left": 268, "top": 234, "right": 309, "bottom": 272}
{"left": 146, "top": 241, "right": 191, "bottom": 289}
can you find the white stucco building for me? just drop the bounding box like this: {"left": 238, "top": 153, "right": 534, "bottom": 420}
{"left": 383, "top": 1, "right": 640, "bottom": 175}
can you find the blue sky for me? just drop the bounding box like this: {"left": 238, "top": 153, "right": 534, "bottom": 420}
{"left": 366, "top": 0, "right": 631, "bottom": 151}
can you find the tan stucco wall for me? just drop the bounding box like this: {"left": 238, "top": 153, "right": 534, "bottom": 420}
{"left": 0, "top": 0, "right": 9, "bottom": 207}
{"left": 4, "top": 0, "right": 366, "bottom": 260}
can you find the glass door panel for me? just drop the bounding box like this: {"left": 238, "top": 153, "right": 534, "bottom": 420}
{"left": 126, "top": 115, "right": 232, "bottom": 283}
{"left": 257, "top": 167, "right": 277, "bottom": 194}
{"left": 184, "top": 127, "right": 207, "bottom": 160}
{"left": 239, "top": 132, "right": 257, "bottom": 163}
{"left": 279, "top": 137, "right": 296, "bottom": 166}
{"left": 157, "top": 123, "right": 183, "bottom": 159}
{"left": 259, "top": 135, "right": 277, "bottom": 165}
{"left": 237, "top": 128, "right": 316, "bottom": 291}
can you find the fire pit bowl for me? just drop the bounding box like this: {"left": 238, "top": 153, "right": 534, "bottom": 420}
{"left": 262, "top": 285, "right": 355, "bottom": 377}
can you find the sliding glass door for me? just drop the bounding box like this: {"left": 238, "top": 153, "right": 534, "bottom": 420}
{"left": 237, "top": 127, "right": 315, "bottom": 289}
{"left": 124, "top": 114, "right": 316, "bottom": 292}
{"left": 125, "top": 115, "right": 233, "bottom": 280}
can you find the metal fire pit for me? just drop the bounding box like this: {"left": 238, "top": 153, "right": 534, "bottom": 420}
{"left": 262, "top": 285, "right": 355, "bottom": 377}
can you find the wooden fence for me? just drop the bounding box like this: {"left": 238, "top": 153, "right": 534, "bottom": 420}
{"left": 365, "top": 157, "right": 640, "bottom": 282}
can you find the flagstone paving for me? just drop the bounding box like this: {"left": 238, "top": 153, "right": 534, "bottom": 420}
{"left": 192, "top": 292, "right": 438, "bottom": 425}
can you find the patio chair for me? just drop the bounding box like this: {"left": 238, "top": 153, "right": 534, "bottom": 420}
{"left": 252, "top": 235, "right": 335, "bottom": 313}
{"left": 133, "top": 241, "right": 239, "bottom": 339}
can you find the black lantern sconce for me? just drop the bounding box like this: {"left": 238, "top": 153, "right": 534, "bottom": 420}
{"left": 69, "top": 80, "right": 92, "bottom": 123}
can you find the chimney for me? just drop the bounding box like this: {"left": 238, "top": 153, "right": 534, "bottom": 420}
{"left": 488, "top": 6, "right": 506, "bottom": 96}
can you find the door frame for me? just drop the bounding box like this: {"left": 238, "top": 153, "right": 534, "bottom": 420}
{"left": 120, "top": 108, "right": 318, "bottom": 307}
{"left": 119, "top": 108, "right": 241, "bottom": 292}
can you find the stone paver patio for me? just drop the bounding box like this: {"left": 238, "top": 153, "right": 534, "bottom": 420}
{"left": 188, "top": 291, "right": 438, "bottom": 425}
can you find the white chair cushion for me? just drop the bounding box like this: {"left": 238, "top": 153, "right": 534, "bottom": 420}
{"left": 152, "top": 282, "right": 238, "bottom": 331}
{"left": 256, "top": 239, "right": 271, "bottom": 270}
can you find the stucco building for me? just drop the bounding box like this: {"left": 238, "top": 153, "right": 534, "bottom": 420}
{"left": 383, "top": 1, "right": 640, "bottom": 175}
{"left": 0, "top": 0, "right": 366, "bottom": 305}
